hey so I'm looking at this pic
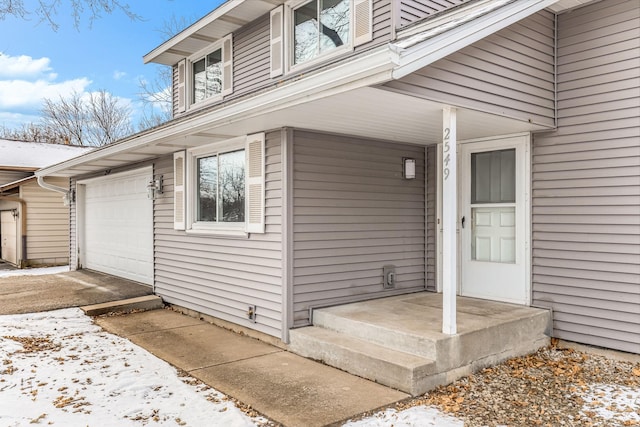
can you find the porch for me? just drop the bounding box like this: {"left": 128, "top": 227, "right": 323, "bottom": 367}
{"left": 289, "top": 292, "right": 551, "bottom": 396}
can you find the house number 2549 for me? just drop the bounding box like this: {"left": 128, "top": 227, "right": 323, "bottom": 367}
{"left": 443, "top": 128, "right": 451, "bottom": 180}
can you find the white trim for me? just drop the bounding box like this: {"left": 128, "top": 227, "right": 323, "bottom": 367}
{"left": 186, "top": 136, "right": 247, "bottom": 232}
{"left": 76, "top": 166, "right": 152, "bottom": 185}
{"left": 442, "top": 106, "right": 457, "bottom": 336}
{"left": 286, "top": 0, "right": 354, "bottom": 74}
{"left": 457, "top": 133, "right": 531, "bottom": 306}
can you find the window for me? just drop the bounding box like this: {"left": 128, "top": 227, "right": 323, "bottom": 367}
{"left": 197, "top": 149, "right": 245, "bottom": 223}
{"left": 176, "top": 34, "right": 232, "bottom": 113}
{"left": 173, "top": 133, "right": 265, "bottom": 235}
{"left": 293, "top": 0, "right": 351, "bottom": 65}
{"left": 269, "top": 1, "right": 371, "bottom": 76}
{"left": 192, "top": 48, "right": 222, "bottom": 103}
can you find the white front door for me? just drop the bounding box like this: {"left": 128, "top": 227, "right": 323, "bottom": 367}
{"left": 460, "top": 135, "right": 530, "bottom": 305}
{"left": 1, "top": 210, "right": 18, "bottom": 265}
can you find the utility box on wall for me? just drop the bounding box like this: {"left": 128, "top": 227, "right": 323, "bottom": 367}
{"left": 383, "top": 265, "right": 396, "bottom": 289}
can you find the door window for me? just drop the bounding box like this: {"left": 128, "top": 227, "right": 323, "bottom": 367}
{"left": 470, "top": 149, "right": 516, "bottom": 263}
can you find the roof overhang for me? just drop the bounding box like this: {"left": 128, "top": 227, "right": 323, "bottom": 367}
{"left": 144, "top": 0, "right": 284, "bottom": 65}
{"left": 0, "top": 176, "right": 36, "bottom": 193}
{"left": 38, "top": 0, "right": 560, "bottom": 178}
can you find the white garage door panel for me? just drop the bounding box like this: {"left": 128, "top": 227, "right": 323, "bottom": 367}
{"left": 83, "top": 169, "right": 153, "bottom": 285}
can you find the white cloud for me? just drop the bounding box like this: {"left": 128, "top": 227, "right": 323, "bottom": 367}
{"left": 0, "top": 78, "right": 92, "bottom": 109}
{"left": 113, "top": 70, "right": 127, "bottom": 80}
{"left": 0, "top": 53, "right": 52, "bottom": 78}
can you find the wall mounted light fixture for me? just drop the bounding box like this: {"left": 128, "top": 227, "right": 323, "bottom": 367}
{"left": 147, "top": 175, "right": 164, "bottom": 200}
{"left": 403, "top": 158, "right": 416, "bottom": 180}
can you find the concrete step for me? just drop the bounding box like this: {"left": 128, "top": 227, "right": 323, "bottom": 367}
{"left": 81, "top": 295, "right": 164, "bottom": 316}
{"left": 289, "top": 326, "right": 436, "bottom": 395}
{"left": 313, "top": 309, "right": 439, "bottom": 359}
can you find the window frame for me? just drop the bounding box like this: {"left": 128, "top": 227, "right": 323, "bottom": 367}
{"left": 286, "top": 0, "right": 354, "bottom": 73}
{"left": 186, "top": 136, "right": 247, "bottom": 236}
{"left": 185, "top": 33, "right": 232, "bottom": 111}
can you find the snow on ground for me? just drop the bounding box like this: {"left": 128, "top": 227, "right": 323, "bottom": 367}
{"left": 342, "top": 406, "right": 463, "bottom": 427}
{"left": 0, "top": 265, "right": 69, "bottom": 278}
{"left": 0, "top": 308, "right": 268, "bottom": 426}
{"left": 581, "top": 384, "right": 640, "bottom": 425}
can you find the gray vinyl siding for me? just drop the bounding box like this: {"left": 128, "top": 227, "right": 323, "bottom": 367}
{"left": 398, "top": 0, "right": 473, "bottom": 28}
{"left": 425, "top": 145, "right": 436, "bottom": 291}
{"left": 154, "top": 130, "right": 283, "bottom": 338}
{"left": 21, "top": 178, "right": 70, "bottom": 266}
{"left": 383, "top": 11, "right": 556, "bottom": 127}
{"left": 531, "top": 0, "right": 640, "bottom": 354}
{"left": 292, "top": 130, "right": 427, "bottom": 326}
{"left": 173, "top": 1, "right": 394, "bottom": 116}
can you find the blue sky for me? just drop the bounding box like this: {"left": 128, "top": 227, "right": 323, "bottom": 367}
{"left": 0, "top": 1, "right": 224, "bottom": 130}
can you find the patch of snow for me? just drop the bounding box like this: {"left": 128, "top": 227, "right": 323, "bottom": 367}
{"left": 342, "top": 406, "right": 463, "bottom": 427}
{"left": 0, "top": 308, "right": 267, "bottom": 426}
{"left": 581, "top": 383, "right": 640, "bottom": 424}
{"left": 0, "top": 265, "right": 69, "bottom": 278}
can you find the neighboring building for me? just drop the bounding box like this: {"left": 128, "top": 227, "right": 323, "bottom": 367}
{"left": 36, "top": 0, "right": 639, "bottom": 358}
{"left": 0, "top": 139, "right": 91, "bottom": 267}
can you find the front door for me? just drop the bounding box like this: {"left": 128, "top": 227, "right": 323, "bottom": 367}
{"left": 460, "top": 135, "right": 530, "bottom": 305}
{"left": 1, "top": 210, "right": 18, "bottom": 265}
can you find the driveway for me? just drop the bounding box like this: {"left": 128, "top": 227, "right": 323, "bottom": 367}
{"left": 0, "top": 269, "right": 153, "bottom": 314}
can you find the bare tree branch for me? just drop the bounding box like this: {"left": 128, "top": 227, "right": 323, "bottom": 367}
{"left": 0, "top": 0, "right": 140, "bottom": 30}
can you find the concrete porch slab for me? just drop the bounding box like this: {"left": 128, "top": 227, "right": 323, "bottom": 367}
{"left": 81, "top": 295, "right": 164, "bottom": 316}
{"left": 289, "top": 293, "right": 552, "bottom": 396}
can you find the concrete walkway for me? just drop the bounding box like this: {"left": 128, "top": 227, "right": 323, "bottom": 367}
{"left": 0, "top": 270, "right": 153, "bottom": 314}
{"left": 95, "top": 309, "right": 408, "bottom": 427}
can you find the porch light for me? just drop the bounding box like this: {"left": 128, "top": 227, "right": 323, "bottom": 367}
{"left": 403, "top": 158, "right": 416, "bottom": 180}
{"left": 147, "top": 176, "right": 164, "bottom": 200}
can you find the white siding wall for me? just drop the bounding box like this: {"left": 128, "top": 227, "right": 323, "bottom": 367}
{"left": 292, "top": 130, "right": 427, "bottom": 326}
{"left": 21, "top": 177, "right": 70, "bottom": 266}
{"left": 532, "top": 0, "right": 640, "bottom": 353}
{"left": 154, "top": 130, "right": 283, "bottom": 338}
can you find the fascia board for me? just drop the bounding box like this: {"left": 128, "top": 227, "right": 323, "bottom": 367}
{"left": 391, "top": 0, "right": 560, "bottom": 79}
{"left": 143, "top": 0, "right": 245, "bottom": 64}
{"left": 38, "top": 47, "right": 394, "bottom": 178}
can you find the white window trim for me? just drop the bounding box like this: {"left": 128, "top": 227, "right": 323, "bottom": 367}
{"left": 186, "top": 136, "right": 247, "bottom": 236}
{"left": 285, "top": 0, "right": 354, "bottom": 74}
{"left": 186, "top": 37, "right": 229, "bottom": 111}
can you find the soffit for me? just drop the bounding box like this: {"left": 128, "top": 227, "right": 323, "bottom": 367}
{"left": 36, "top": 86, "right": 548, "bottom": 178}
{"left": 144, "top": 0, "right": 284, "bottom": 65}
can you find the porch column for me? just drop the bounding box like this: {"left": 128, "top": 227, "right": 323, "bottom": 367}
{"left": 442, "top": 106, "right": 457, "bottom": 335}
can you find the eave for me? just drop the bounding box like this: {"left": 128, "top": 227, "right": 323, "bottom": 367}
{"left": 143, "top": 0, "right": 284, "bottom": 66}
{"left": 38, "top": 0, "right": 563, "bottom": 179}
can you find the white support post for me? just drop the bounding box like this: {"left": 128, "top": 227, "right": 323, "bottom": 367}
{"left": 442, "top": 106, "right": 457, "bottom": 335}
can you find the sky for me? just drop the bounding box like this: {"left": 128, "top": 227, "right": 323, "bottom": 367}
{"left": 0, "top": 0, "right": 224, "bottom": 131}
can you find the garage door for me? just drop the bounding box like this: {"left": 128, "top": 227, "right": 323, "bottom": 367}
{"left": 82, "top": 168, "right": 153, "bottom": 285}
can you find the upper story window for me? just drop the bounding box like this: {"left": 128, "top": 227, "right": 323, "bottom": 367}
{"left": 192, "top": 48, "right": 222, "bottom": 103}
{"left": 293, "top": 0, "right": 351, "bottom": 65}
{"left": 175, "top": 34, "right": 233, "bottom": 114}
{"left": 269, "top": 0, "right": 372, "bottom": 77}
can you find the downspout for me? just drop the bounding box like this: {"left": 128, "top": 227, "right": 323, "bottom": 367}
{"left": 37, "top": 176, "right": 69, "bottom": 197}
{"left": 0, "top": 195, "right": 27, "bottom": 267}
